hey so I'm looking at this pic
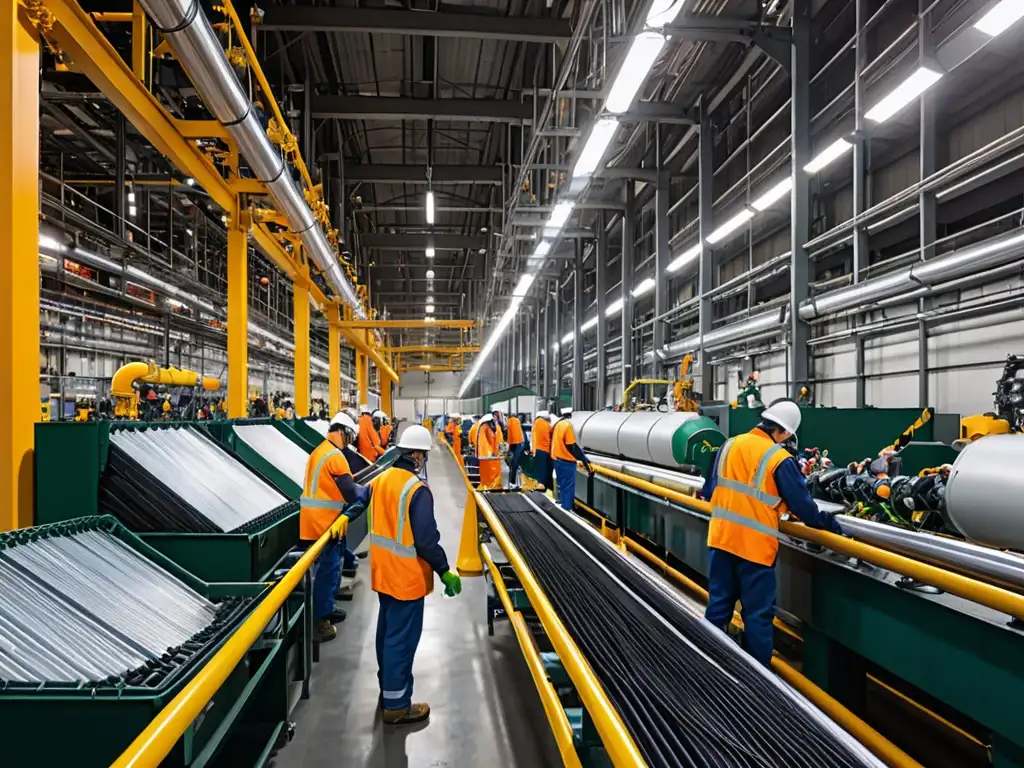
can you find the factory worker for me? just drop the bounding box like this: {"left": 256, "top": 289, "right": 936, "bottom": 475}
{"left": 444, "top": 413, "right": 461, "bottom": 454}
{"left": 367, "top": 425, "right": 461, "bottom": 725}
{"left": 550, "top": 407, "right": 593, "bottom": 510}
{"left": 300, "top": 411, "right": 369, "bottom": 643}
{"left": 467, "top": 415, "right": 481, "bottom": 452}
{"left": 532, "top": 410, "right": 553, "bottom": 491}
{"left": 475, "top": 414, "right": 501, "bottom": 488}
{"left": 491, "top": 408, "right": 505, "bottom": 447}
{"left": 377, "top": 411, "right": 393, "bottom": 446}
{"left": 357, "top": 403, "right": 386, "bottom": 461}
{"left": 342, "top": 410, "right": 370, "bottom": 474}
{"left": 702, "top": 399, "right": 843, "bottom": 666}
{"left": 505, "top": 413, "right": 528, "bottom": 488}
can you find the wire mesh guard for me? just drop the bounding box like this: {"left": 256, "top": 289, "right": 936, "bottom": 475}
{"left": 486, "top": 492, "right": 882, "bottom": 768}
{"left": 0, "top": 527, "right": 237, "bottom": 685}
{"left": 107, "top": 426, "right": 288, "bottom": 533}
{"left": 234, "top": 424, "right": 309, "bottom": 488}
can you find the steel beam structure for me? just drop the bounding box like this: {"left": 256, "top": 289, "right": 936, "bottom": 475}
{"left": 343, "top": 164, "right": 503, "bottom": 185}
{"left": 294, "top": 279, "right": 310, "bottom": 416}
{"left": 621, "top": 184, "right": 635, "bottom": 399}
{"left": 312, "top": 96, "right": 533, "bottom": 123}
{"left": 595, "top": 212, "right": 608, "bottom": 408}
{"left": 360, "top": 233, "right": 488, "bottom": 250}
{"left": 337, "top": 319, "right": 474, "bottom": 329}
{"left": 328, "top": 305, "right": 341, "bottom": 414}
{"left": 919, "top": 1, "right": 936, "bottom": 410}
{"left": 226, "top": 211, "right": 248, "bottom": 418}
{"left": 788, "top": 0, "right": 811, "bottom": 397}
{"left": 1, "top": 5, "right": 39, "bottom": 530}
{"left": 573, "top": 240, "right": 584, "bottom": 409}
{"left": 260, "top": 6, "right": 571, "bottom": 42}
{"left": 384, "top": 345, "right": 480, "bottom": 354}
{"left": 853, "top": 0, "right": 868, "bottom": 409}
{"left": 653, "top": 158, "right": 670, "bottom": 378}
{"left": 697, "top": 105, "right": 714, "bottom": 395}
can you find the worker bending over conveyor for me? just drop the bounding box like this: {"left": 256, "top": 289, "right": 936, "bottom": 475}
{"left": 358, "top": 403, "right": 386, "bottom": 462}
{"left": 443, "top": 412, "right": 462, "bottom": 455}
{"left": 532, "top": 410, "right": 553, "bottom": 491}
{"left": 703, "top": 400, "right": 842, "bottom": 666}
{"left": 367, "top": 425, "right": 462, "bottom": 725}
{"left": 551, "top": 407, "right": 594, "bottom": 510}
{"left": 300, "top": 412, "right": 370, "bottom": 643}
{"left": 505, "top": 413, "right": 528, "bottom": 488}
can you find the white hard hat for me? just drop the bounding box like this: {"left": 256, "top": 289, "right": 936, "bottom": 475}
{"left": 373, "top": 409, "right": 386, "bottom": 420}
{"left": 480, "top": 414, "right": 494, "bottom": 424}
{"left": 330, "top": 411, "right": 359, "bottom": 435}
{"left": 761, "top": 400, "right": 802, "bottom": 435}
{"left": 560, "top": 407, "right": 573, "bottom": 416}
{"left": 359, "top": 403, "right": 371, "bottom": 414}
{"left": 451, "top": 413, "right": 460, "bottom": 419}
{"left": 548, "top": 414, "right": 558, "bottom": 424}
{"left": 397, "top": 424, "right": 433, "bottom": 451}
{"left": 536, "top": 410, "right": 549, "bottom": 419}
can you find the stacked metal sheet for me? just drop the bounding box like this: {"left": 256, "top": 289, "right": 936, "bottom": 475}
{"left": 307, "top": 419, "right": 330, "bottom": 436}
{"left": 106, "top": 426, "right": 288, "bottom": 532}
{"left": 487, "top": 492, "right": 883, "bottom": 768}
{"left": 0, "top": 528, "right": 219, "bottom": 684}
{"left": 234, "top": 424, "right": 309, "bottom": 487}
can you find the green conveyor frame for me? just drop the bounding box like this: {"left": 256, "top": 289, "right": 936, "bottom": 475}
{"left": 0, "top": 515, "right": 311, "bottom": 768}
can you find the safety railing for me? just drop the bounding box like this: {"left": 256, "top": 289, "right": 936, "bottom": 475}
{"left": 590, "top": 464, "right": 1024, "bottom": 623}
{"left": 110, "top": 514, "right": 351, "bottom": 767}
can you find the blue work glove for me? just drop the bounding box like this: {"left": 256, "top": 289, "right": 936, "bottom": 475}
{"left": 343, "top": 500, "right": 367, "bottom": 522}
{"left": 819, "top": 510, "right": 844, "bottom": 535}
{"left": 440, "top": 570, "right": 462, "bottom": 597}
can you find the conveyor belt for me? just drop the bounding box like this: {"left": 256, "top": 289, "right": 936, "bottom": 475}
{"left": 486, "top": 491, "right": 881, "bottom": 768}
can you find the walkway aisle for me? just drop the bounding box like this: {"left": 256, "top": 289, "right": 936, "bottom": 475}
{"left": 273, "top": 441, "right": 561, "bottom": 768}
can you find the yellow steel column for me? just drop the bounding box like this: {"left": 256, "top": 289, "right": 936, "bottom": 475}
{"left": 226, "top": 212, "right": 248, "bottom": 418}
{"left": 328, "top": 304, "right": 341, "bottom": 415}
{"left": 0, "top": 5, "right": 39, "bottom": 531}
{"left": 293, "top": 280, "right": 310, "bottom": 416}
{"left": 357, "top": 330, "right": 369, "bottom": 405}
{"left": 131, "top": 0, "right": 147, "bottom": 83}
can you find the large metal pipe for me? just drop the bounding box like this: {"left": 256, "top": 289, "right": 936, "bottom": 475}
{"left": 799, "top": 228, "right": 1024, "bottom": 320}
{"left": 944, "top": 434, "right": 1024, "bottom": 550}
{"left": 134, "top": 0, "right": 364, "bottom": 316}
{"left": 642, "top": 307, "right": 788, "bottom": 364}
{"left": 571, "top": 410, "right": 710, "bottom": 470}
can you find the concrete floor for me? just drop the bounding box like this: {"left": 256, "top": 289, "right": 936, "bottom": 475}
{"left": 272, "top": 444, "right": 561, "bottom": 768}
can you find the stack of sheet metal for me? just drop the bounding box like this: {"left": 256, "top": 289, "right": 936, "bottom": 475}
{"left": 306, "top": 420, "right": 330, "bottom": 437}
{"left": 486, "top": 491, "right": 882, "bottom": 768}
{"left": 0, "top": 526, "right": 247, "bottom": 685}
{"left": 101, "top": 426, "right": 289, "bottom": 534}
{"left": 234, "top": 424, "right": 309, "bottom": 487}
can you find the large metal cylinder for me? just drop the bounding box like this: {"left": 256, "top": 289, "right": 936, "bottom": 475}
{"left": 572, "top": 410, "right": 721, "bottom": 472}
{"left": 944, "top": 435, "right": 1024, "bottom": 549}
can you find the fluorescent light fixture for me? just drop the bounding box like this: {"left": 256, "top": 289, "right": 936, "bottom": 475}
{"left": 667, "top": 243, "right": 701, "bottom": 273}
{"left": 512, "top": 273, "right": 536, "bottom": 297}
{"left": 706, "top": 208, "right": 754, "bottom": 245}
{"left": 426, "top": 295, "right": 434, "bottom": 305}
{"left": 580, "top": 317, "right": 598, "bottom": 332}
{"left": 425, "top": 247, "right": 435, "bottom": 258}
{"left": 425, "top": 269, "right": 435, "bottom": 279}
{"left": 864, "top": 67, "right": 943, "bottom": 123}
{"left": 129, "top": 205, "right": 138, "bottom": 218}
{"left": 605, "top": 298, "right": 624, "bottom": 317}
{"left": 975, "top": 0, "right": 1024, "bottom": 37}
{"left": 632, "top": 277, "right": 655, "bottom": 297}
{"left": 545, "top": 201, "right": 575, "bottom": 233}
{"left": 38, "top": 234, "right": 65, "bottom": 253}
{"left": 185, "top": 177, "right": 195, "bottom": 186}
{"left": 425, "top": 305, "right": 435, "bottom": 314}
{"left": 804, "top": 138, "right": 853, "bottom": 173}
{"left": 185, "top": 227, "right": 193, "bottom": 236}
{"left": 646, "top": 0, "right": 687, "bottom": 26}
{"left": 750, "top": 177, "right": 793, "bottom": 211}
{"left": 426, "top": 190, "right": 435, "bottom": 224}
{"left": 573, "top": 119, "right": 618, "bottom": 178}
{"left": 458, "top": 298, "right": 524, "bottom": 395}
{"left": 561, "top": 331, "right": 574, "bottom": 343}
{"left": 606, "top": 33, "right": 667, "bottom": 113}
{"left": 127, "top": 190, "right": 136, "bottom": 204}
{"left": 532, "top": 240, "right": 552, "bottom": 259}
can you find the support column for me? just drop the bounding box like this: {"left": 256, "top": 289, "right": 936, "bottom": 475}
{"left": 853, "top": 0, "right": 868, "bottom": 408}
{"left": 789, "top": 0, "right": 812, "bottom": 397}
{"left": 115, "top": 115, "right": 126, "bottom": 237}
{"left": 380, "top": 354, "right": 393, "bottom": 417}
{"left": 131, "top": 0, "right": 147, "bottom": 83}
{"left": 540, "top": 300, "right": 548, "bottom": 404}
{"left": 918, "top": 0, "right": 935, "bottom": 409}
{"left": 621, "top": 183, "right": 635, "bottom": 401}
{"left": 293, "top": 280, "right": 310, "bottom": 416}
{"left": 534, "top": 303, "right": 543, "bottom": 397}
{"left": 698, "top": 100, "right": 714, "bottom": 396}
{"left": 573, "top": 239, "right": 584, "bottom": 409}
{"left": 0, "top": 6, "right": 39, "bottom": 530}
{"left": 554, "top": 281, "right": 563, "bottom": 406}
{"left": 546, "top": 288, "right": 556, "bottom": 404}
{"left": 328, "top": 304, "right": 341, "bottom": 415}
{"left": 595, "top": 213, "right": 608, "bottom": 408}
{"left": 226, "top": 209, "right": 248, "bottom": 418}
{"left": 653, "top": 144, "right": 670, "bottom": 379}
{"left": 357, "top": 335, "right": 369, "bottom": 406}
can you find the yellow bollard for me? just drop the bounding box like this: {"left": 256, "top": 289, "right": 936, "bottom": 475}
{"left": 456, "top": 492, "right": 484, "bottom": 576}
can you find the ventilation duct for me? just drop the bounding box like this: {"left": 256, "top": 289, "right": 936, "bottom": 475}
{"left": 799, "top": 228, "right": 1024, "bottom": 321}
{"left": 134, "top": 0, "right": 364, "bottom": 317}
{"left": 643, "top": 307, "right": 788, "bottom": 364}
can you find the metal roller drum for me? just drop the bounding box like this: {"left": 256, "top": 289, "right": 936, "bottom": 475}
{"left": 618, "top": 412, "right": 663, "bottom": 465}
{"left": 234, "top": 425, "right": 310, "bottom": 487}
{"left": 569, "top": 410, "right": 603, "bottom": 449}
{"left": 648, "top": 412, "right": 703, "bottom": 467}
{"left": 944, "top": 434, "right": 1024, "bottom": 550}
{"left": 574, "top": 410, "right": 711, "bottom": 470}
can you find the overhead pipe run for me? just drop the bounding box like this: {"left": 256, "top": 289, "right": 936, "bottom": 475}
{"left": 642, "top": 307, "right": 788, "bottom": 365}
{"left": 110, "top": 360, "right": 221, "bottom": 417}
{"left": 134, "top": 0, "right": 365, "bottom": 317}
{"left": 799, "top": 228, "right": 1024, "bottom": 321}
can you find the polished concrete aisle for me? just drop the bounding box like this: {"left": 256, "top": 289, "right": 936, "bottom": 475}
{"left": 272, "top": 444, "right": 562, "bottom": 768}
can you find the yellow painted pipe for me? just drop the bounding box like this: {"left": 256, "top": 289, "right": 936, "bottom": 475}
{"left": 112, "top": 515, "right": 351, "bottom": 767}
{"left": 591, "top": 464, "right": 1024, "bottom": 622}
{"left": 474, "top": 492, "right": 646, "bottom": 767}
{"left": 110, "top": 360, "right": 221, "bottom": 400}
{"left": 109, "top": 361, "right": 153, "bottom": 399}
{"left": 481, "top": 546, "right": 583, "bottom": 768}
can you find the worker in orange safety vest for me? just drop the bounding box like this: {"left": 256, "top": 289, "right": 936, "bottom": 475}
{"left": 550, "top": 407, "right": 593, "bottom": 509}
{"left": 532, "top": 410, "right": 553, "bottom": 490}
{"left": 357, "top": 403, "right": 386, "bottom": 461}
{"left": 505, "top": 413, "right": 528, "bottom": 488}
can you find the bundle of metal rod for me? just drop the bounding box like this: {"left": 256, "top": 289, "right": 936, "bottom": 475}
{"left": 234, "top": 425, "right": 310, "bottom": 487}
{"left": 108, "top": 427, "right": 288, "bottom": 532}
{"left": 586, "top": 453, "right": 704, "bottom": 495}
{"left": 0, "top": 527, "right": 223, "bottom": 684}
{"left": 486, "top": 491, "right": 882, "bottom": 768}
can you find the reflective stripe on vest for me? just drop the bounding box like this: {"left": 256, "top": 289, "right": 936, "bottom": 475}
{"left": 713, "top": 438, "right": 787, "bottom": 507}
{"left": 711, "top": 505, "right": 780, "bottom": 539}
{"left": 300, "top": 447, "right": 345, "bottom": 509}
{"left": 368, "top": 476, "right": 420, "bottom": 558}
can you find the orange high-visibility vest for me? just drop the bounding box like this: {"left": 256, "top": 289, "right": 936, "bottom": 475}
{"left": 476, "top": 423, "right": 498, "bottom": 457}
{"left": 533, "top": 417, "right": 552, "bottom": 453}
{"left": 707, "top": 429, "right": 791, "bottom": 567}
{"left": 368, "top": 467, "right": 434, "bottom": 599}
{"left": 380, "top": 423, "right": 392, "bottom": 445}
{"left": 358, "top": 413, "right": 385, "bottom": 461}
{"left": 300, "top": 434, "right": 352, "bottom": 540}
{"left": 468, "top": 421, "right": 480, "bottom": 451}
{"left": 551, "top": 418, "right": 577, "bottom": 462}
{"left": 506, "top": 417, "right": 524, "bottom": 445}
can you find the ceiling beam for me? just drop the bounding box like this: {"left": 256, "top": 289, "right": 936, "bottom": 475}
{"left": 344, "top": 164, "right": 502, "bottom": 185}
{"left": 313, "top": 96, "right": 532, "bottom": 123}
{"left": 360, "top": 233, "right": 488, "bottom": 250}
{"left": 336, "top": 319, "right": 475, "bottom": 329}
{"left": 259, "top": 7, "right": 571, "bottom": 42}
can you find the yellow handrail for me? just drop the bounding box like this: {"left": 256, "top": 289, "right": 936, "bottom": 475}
{"left": 111, "top": 514, "right": 351, "bottom": 768}
{"left": 590, "top": 463, "right": 1024, "bottom": 622}
{"left": 474, "top": 491, "right": 646, "bottom": 767}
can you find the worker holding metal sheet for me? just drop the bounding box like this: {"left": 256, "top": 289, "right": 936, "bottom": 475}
{"left": 551, "top": 407, "right": 594, "bottom": 510}
{"left": 367, "top": 425, "right": 461, "bottom": 725}
{"left": 702, "top": 400, "right": 842, "bottom": 666}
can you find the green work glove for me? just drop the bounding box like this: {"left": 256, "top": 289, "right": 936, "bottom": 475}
{"left": 441, "top": 570, "right": 462, "bottom": 597}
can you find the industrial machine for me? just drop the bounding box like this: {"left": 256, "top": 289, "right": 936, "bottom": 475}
{"left": 0, "top": 515, "right": 306, "bottom": 767}
{"left": 956, "top": 355, "right": 1024, "bottom": 447}
{"left": 730, "top": 370, "right": 763, "bottom": 408}
{"left": 110, "top": 360, "right": 221, "bottom": 420}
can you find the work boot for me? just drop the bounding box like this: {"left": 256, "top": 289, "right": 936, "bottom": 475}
{"left": 356, "top": 551, "right": 369, "bottom": 560}
{"left": 382, "top": 703, "right": 430, "bottom": 726}
{"left": 313, "top": 619, "right": 337, "bottom": 643}
{"left": 336, "top": 583, "right": 355, "bottom": 601}
{"left": 328, "top": 608, "right": 346, "bottom": 624}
